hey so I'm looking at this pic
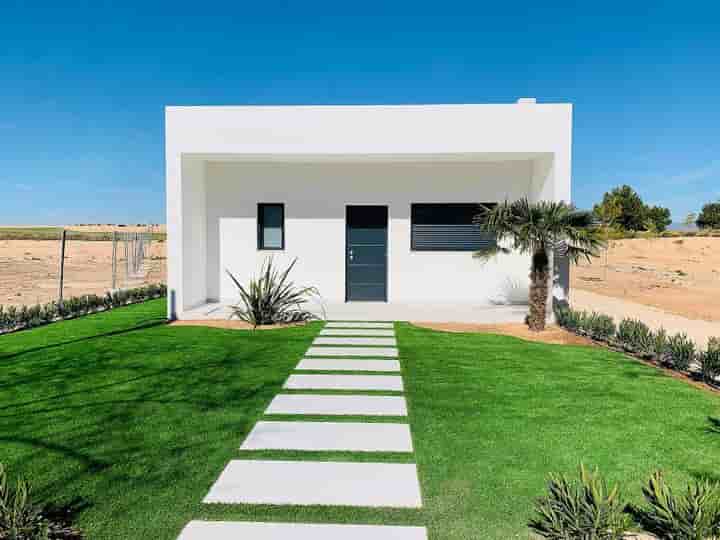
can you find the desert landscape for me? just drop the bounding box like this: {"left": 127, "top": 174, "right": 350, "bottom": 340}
{"left": 571, "top": 236, "right": 720, "bottom": 322}
{"left": 0, "top": 226, "right": 166, "bottom": 306}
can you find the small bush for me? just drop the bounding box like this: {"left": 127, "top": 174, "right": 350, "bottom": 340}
{"left": 664, "top": 333, "right": 695, "bottom": 371}
{"left": 651, "top": 327, "right": 668, "bottom": 359}
{"left": 227, "top": 257, "right": 321, "bottom": 328}
{"left": 0, "top": 284, "right": 166, "bottom": 335}
{"left": 529, "top": 464, "right": 630, "bottom": 540}
{"left": 554, "top": 303, "right": 583, "bottom": 333}
{"left": 640, "top": 471, "right": 720, "bottom": 539}
{"left": 0, "top": 462, "right": 84, "bottom": 539}
{"left": 585, "top": 312, "right": 616, "bottom": 341}
{"left": 617, "top": 318, "right": 653, "bottom": 355}
{"left": 700, "top": 337, "right": 720, "bottom": 384}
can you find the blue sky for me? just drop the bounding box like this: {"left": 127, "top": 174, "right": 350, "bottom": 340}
{"left": 1, "top": 1, "right": 718, "bottom": 225}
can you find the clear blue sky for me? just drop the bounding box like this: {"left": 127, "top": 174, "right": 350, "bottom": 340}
{"left": 1, "top": 1, "right": 718, "bottom": 225}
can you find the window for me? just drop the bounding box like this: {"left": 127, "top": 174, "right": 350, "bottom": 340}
{"left": 258, "top": 203, "right": 284, "bottom": 250}
{"left": 411, "top": 203, "right": 496, "bottom": 251}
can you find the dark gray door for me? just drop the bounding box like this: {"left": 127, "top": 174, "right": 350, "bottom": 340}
{"left": 346, "top": 206, "right": 388, "bottom": 302}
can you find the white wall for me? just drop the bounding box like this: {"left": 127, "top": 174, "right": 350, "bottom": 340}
{"left": 166, "top": 103, "right": 572, "bottom": 317}
{"left": 205, "top": 159, "right": 534, "bottom": 306}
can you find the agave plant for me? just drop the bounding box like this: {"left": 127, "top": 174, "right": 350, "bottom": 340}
{"left": 641, "top": 471, "right": 720, "bottom": 540}
{"left": 226, "top": 257, "right": 322, "bottom": 328}
{"left": 529, "top": 464, "right": 631, "bottom": 540}
{"left": 0, "top": 463, "right": 49, "bottom": 539}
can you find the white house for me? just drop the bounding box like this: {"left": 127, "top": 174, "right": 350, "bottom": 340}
{"left": 166, "top": 100, "right": 572, "bottom": 322}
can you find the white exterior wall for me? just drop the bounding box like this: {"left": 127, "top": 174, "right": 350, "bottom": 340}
{"left": 166, "top": 103, "right": 572, "bottom": 318}
{"left": 205, "top": 160, "right": 533, "bottom": 305}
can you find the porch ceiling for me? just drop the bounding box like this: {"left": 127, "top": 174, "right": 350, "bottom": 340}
{"left": 188, "top": 152, "right": 549, "bottom": 164}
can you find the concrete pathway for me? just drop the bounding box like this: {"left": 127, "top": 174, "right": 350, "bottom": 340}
{"left": 265, "top": 394, "right": 408, "bottom": 416}
{"left": 178, "top": 521, "right": 428, "bottom": 540}
{"left": 177, "top": 321, "right": 426, "bottom": 539}
{"left": 296, "top": 358, "right": 400, "bottom": 372}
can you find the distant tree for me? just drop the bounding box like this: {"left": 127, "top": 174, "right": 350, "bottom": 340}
{"left": 683, "top": 212, "right": 698, "bottom": 227}
{"left": 696, "top": 201, "right": 720, "bottom": 230}
{"left": 645, "top": 205, "right": 672, "bottom": 232}
{"left": 593, "top": 185, "right": 646, "bottom": 231}
{"left": 593, "top": 185, "right": 672, "bottom": 232}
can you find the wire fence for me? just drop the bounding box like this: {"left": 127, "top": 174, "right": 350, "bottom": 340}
{"left": 0, "top": 227, "right": 166, "bottom": 308}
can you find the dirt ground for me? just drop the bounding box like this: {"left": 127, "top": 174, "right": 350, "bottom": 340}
{"left": 0, "top": 238, "right": 166, "bottom": 306}
{"left": 571, "top": 237, "right": 720, "bottom": 322}
{"left": 411, "top": 322, "right": 594, "bottom": 346}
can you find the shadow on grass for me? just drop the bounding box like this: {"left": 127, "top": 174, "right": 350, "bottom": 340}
{"left": 706, "top": 416, "right": 720, "bottom": 434}
{"left": 0, "top": 318, "right": 167, "bottom": 362}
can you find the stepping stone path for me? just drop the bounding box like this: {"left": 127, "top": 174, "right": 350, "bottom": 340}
{"left": 177, "top": 321, "right": 426, "bottom": 539}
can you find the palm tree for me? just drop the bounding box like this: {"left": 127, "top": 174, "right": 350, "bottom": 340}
{"left": 475, "top": 198, "right": 604, "bottom": 331}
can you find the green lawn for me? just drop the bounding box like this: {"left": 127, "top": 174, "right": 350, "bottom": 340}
{"left": 1, "top": 301, "right": 719, "bottom": 539}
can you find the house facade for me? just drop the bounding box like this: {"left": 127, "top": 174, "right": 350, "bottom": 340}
{"left": 166, "top": 101, "right": 572, "bottom": 321}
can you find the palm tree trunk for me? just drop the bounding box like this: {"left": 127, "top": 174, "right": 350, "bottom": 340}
{"left": 528, "top": 249, "right": 550, "bottom": 331}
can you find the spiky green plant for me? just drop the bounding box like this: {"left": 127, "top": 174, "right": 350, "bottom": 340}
{"left": 700, "top": 338, "right": 720, "bottom": 385}
{"left": 641, "top": 471, "right": 720, "bottom": 539}
{"left": 529, "top": 464, "right": 631, "bottom": 539}
{"left": 0, "top": 463, "right": 49, "bottom": 539}
{"left": 226, "top": 257, "right": 322, "bottom": 328}
{"left": 476, "top": 199, "right": 603, "bottom": 331}
{"left": 665, "top": 333, "right": 696, "bottom": 371}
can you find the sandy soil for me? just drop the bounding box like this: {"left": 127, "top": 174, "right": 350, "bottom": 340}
{"left": 411, "top": 322, "right": 594, "bottom": 346}
{"left": 169, "top": 320, "right": 306, "bottom": 330}
{"left": 0, "top": 239, "right": 166, "bottom": 306}
{"left": 571, "top": 237, "right": 720, "bottom": 322}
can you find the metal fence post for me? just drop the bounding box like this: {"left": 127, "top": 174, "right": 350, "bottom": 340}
{"left": 111, "top": 231, "right": 117, "bottom": 290}
{"left": 57, "top": 228, "right": 67, "bottom": 306}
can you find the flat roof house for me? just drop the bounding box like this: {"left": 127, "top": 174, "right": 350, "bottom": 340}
{"left": 165, "top": 100, "right": 572, "bottom": 321}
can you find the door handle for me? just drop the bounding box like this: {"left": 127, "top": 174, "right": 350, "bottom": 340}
{"left": 348, "top": 249, "right": 354, "bottom": 262}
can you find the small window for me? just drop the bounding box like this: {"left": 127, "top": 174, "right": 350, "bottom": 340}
{"left": 258, "top": 203, "right": 284, "bottom": 250}
{"left": 411, "top": 203, "right": 496, "bottom": 251}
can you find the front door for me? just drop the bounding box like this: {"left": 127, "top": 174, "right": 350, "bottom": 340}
{"left": 346, "top": 205, "right": 388, "bottom": 302}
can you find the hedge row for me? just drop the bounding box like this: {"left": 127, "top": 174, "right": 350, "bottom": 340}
{"left": 554, "top": 301, "right": 720, "bottom": 385}
{"left": 0, "top": 284, "right": 167, "bottom": 335}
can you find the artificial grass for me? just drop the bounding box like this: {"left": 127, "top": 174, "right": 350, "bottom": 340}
{"left": 397, "top": 322, "right": 720, "bottom": 539}
{"left": 0, "top": 300, "right": 321, "bottom": 539}
{"left": 2, "top": 303, "right": 719, "bottom": 539}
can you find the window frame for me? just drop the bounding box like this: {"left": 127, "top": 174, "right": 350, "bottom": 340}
{"left": 257, "top": 203, "right": 285, "bottom": 251}
{"left": 410, "top": 202, "right": 496, "bottom": 252}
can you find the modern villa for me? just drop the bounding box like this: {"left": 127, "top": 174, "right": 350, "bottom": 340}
{"left": 165, "top": 100, "right": 572, "bottom": 321}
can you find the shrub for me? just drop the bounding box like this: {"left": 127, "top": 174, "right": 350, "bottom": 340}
{"left": 700, "top": 337, "right": 720, "bottom": 384}
{"left": 0, "top": 284, "right": 166, "bottom": 335}
{"left": 640, "top": 471, "right": 720, "bottom": 539}
{"left": 529, "top": 464, "right": 630, "bottom": 540}
{"left": 617, "top": 318, "right": 653, "bottom": 355}
{"left": 554, "top": 303, "right": 583, "bottom": 333}
{"left": 664, "top": 333, "right": 695, "bottom": 371}
{"left": 585, "top": 312, "right": 616, "bottom": 342}
{"left": 226, "top": 257, "right": 321, "bottom": 328}
{"left": 651, "top": 327, "right": 668, "bottom": 359}
{"left": 0, "top": 463, "right": 83, "bottom": 539}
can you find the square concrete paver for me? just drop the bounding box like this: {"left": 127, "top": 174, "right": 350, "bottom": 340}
{"left": 240, "top": 421, "right": 413, "bottom": 452}
{"left": 314, "top": 337, "right": 397, "bottom": 346}
{"left": 265, "top": 394, "right": 408, "bottom": 416}
{"left": 325, "top": 322, "right": 394, "bottom": 329}
{"left": 320, "top": 328, "right": 396, "bottom": 337}
{"left": 284, "top": 374, "right": 403, "bottom": 391}
{"left": 177, "top": 521, "right": 428, "bottom": 540}
{"left": 203, "top": 460, "right": 423, "bottom": 507}
{"left": 296, "top": 358, "right": 400, "bottom": 372}
{"left": 306, "top": 346, "right": 398, "bottom": 358}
